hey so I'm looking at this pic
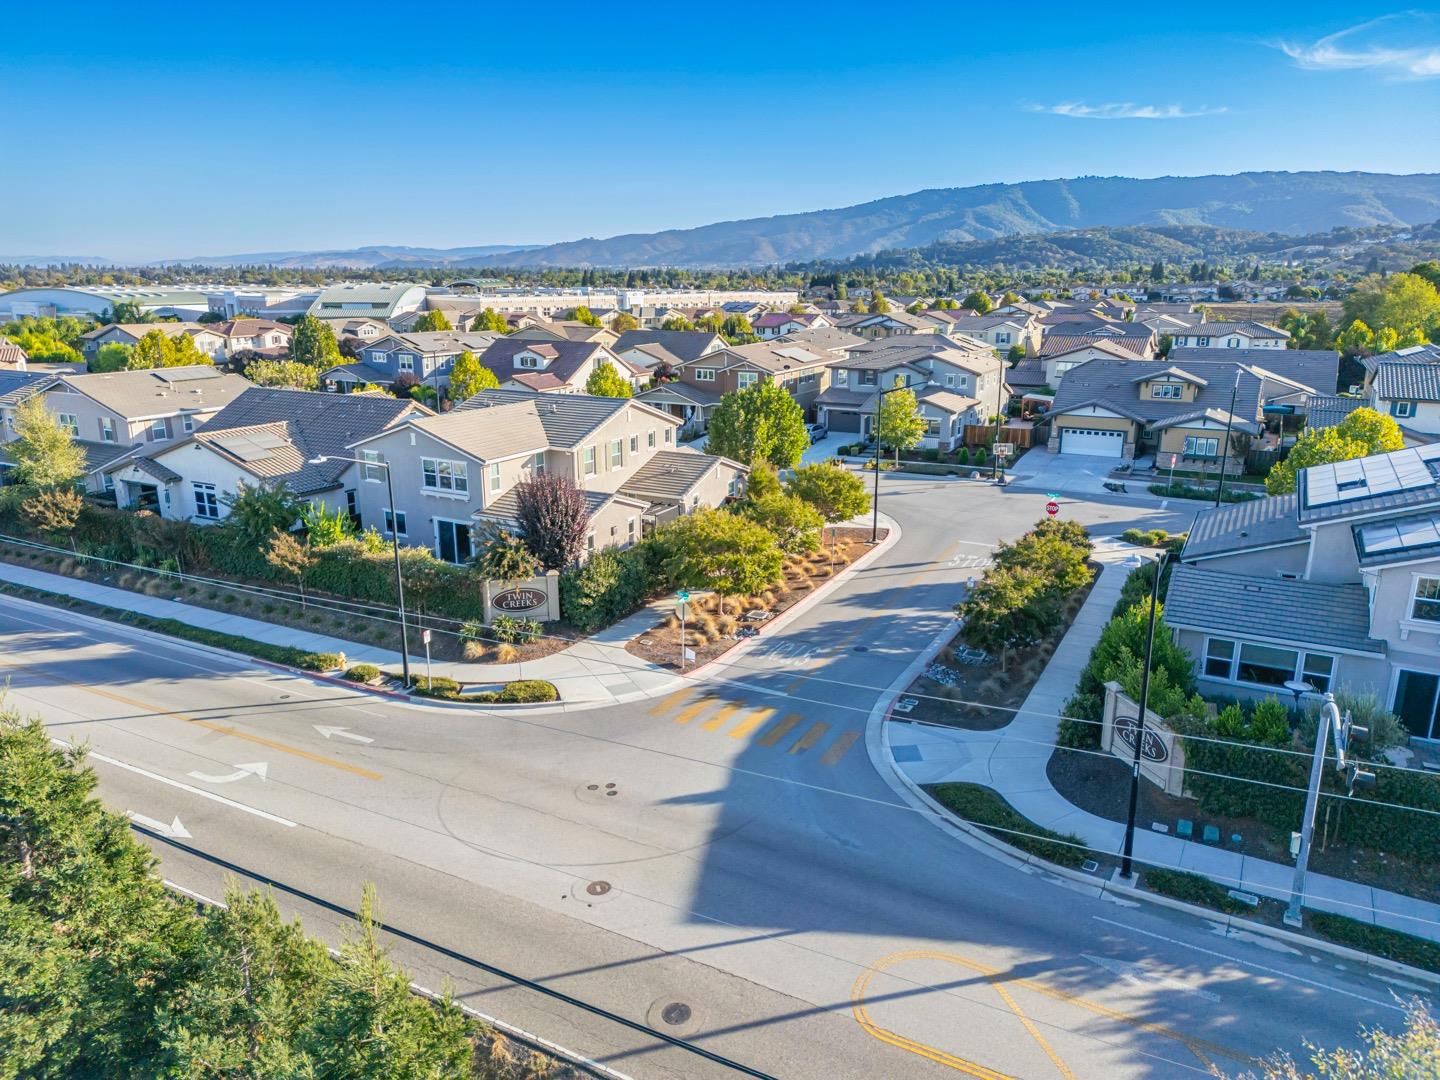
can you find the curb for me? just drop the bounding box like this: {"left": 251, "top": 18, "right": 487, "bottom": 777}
{"left": 863, "top": 634, "right": 1440, "bottom": 987}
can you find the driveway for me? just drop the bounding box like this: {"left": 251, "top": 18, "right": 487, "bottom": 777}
{"left": 1007, "top": 446, "right": 1129, "bottom": 495}
{"left": 801, "top": 431, "right": 849, "bottom": 464}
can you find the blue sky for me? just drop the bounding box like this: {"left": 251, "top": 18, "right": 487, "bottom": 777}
{"left": 5, "top": 2, "right": 1439, "bottom": 262}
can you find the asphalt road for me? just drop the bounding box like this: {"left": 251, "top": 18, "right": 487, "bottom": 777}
{"left": 3, "top": 478, "right": 1422, "bottom": 1080}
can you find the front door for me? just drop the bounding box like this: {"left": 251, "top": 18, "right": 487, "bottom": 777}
{"left": 436, "top": 519, "right": 474, "bottom": 564}
{"left": 1394, "top": 670, "right": 1440, "bottom": 740}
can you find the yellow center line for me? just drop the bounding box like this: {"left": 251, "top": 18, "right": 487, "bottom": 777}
{"left": 819, "top": 730, "right": 860, "bottom": 766}
{"left": 985, "top": 977, "right": 1076, "bottom": 1080}
{"left": 701, "top": 701, "right": 742, "bottom": 732}
{"left": 672, "top": 697, "right": 717, "bottom": 726}
{"left": 789, "top": 720, "right": 830, "bottom": 755}
{"left": 648, "top": 688, "right": 695, "bottom": 717}
{"left": 73, "top": 683, "right": 383, "bottom": 781}
{"left": 851, "top": 965, "right": 1014, "bottom": 1079}
{"left": 757, "top": 713, "right": 803, "bottom": 747}
{"left": 727, "top": 706, "right": 776, "bottom": 740}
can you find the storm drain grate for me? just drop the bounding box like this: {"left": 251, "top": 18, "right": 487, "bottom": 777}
{"left": 586, "top": 881, "right": 611, "bottom": 897}
{"left": 660, "top": 1003, "right": 692, "bottom": 1026}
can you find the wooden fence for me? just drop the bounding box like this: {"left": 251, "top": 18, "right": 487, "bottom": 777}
{"left": 962, "top": 423, "right": 1038, "bottom": 449}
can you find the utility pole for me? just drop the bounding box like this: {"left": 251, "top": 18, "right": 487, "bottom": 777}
{"left": 1214, "top": 368, "right": 1243, "bottom": 508}
{"left": 1119, "top": 550, "right": 1166, "bottom": 880}
{"left": 869, "top": 376, "right": 915, "bottom": 543}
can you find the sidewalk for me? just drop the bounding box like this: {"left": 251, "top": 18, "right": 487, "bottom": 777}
{"left": 0, "top": 560, "right": 681, "bottom": 705}
{"left": 886, "top": 542, "right": 1440, "bottom": 944}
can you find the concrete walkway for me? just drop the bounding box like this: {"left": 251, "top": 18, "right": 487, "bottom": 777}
{"left": 887, "top": 541, "right": 1440, "bottom": 944}
{"left": 0, "top": 560, "right": 682, "bottom": 705}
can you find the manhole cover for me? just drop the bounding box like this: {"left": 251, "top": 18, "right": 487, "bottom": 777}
{"left": 586, "top": 880, "right": 611, "bottom": 896}
{"left": 853, "top": 645, "right": 869, "bottom": 652}
{"left": 661, "top": 1002, "right": 692, "bottom": 1026}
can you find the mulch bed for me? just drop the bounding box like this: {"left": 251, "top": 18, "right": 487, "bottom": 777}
{"left": 625, "top": 527, "right": 880, "bottom": 671}
{"left": 899, "top": 568, "right": 1098, "bottom": 730}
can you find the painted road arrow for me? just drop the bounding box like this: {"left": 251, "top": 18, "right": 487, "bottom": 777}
{"left": 126, "top": 811, "right": 191, "bottom": 838}
{"left": 187, "top": 761, "right": 269, "bottom": 784}
{"left": 1082, "top": 954, "right": 1220, "bottom": 1002}
{"left": 313, "top": 725, "right": 374, "bottom": 744}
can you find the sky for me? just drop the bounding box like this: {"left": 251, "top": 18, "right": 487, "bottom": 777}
{"left": 4, "top": 2, "right": 1440, "bottom": 262}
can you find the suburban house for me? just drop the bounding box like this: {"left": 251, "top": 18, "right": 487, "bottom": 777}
{"left": 916, "top": 387, "right": 985, "bottom": 453}
{"left": 1043, "top": 354, "right": 1337, "bottom": 461}
{"left": 835, "top": 311, "right": 939, "bottom": 339}
{"left": 510, "top": 320, "right": 619, "bottom": 347}
{"left": 752, "top": 312, "right": 832, "bottom": 339}
{"left": 105, "top": 387, "right": 425, "bottom": 522}
{"left": 323, "top": 330, "right": 505, "bottom": 393}
{"left": 1368, "top": 346, "right": 1440, "bottom": 434}
{"left": 1006, "top": 339, "right": 1148, "bottom": 394}
{"left": 208, "top": 319, "right": 293, "bottom": 358}
{"left": 1, "top": 366, "right": 253, "bottom": 491}
{"left": 474, "top": 338, "right": 643, "bottom": 395}
{"left": 343, "top": 388, "right": 746, "bottom": 563}
{"left": 1037, "top": 322, "right": 1156, "bottom": 361}
{"left": 1169, "top": 321, "right": 1290, "bottom": 350}
{"left": 80, "top": 322, "right": 227, "bottom": 362}
{"left": 613, "top": 329, "right": 725, "bottom": 373}
{"left": 1168, "top": 442, "right": 1440, "bottom": 741}
{"left": 0, "top": 337, "right": 28, "bottom": 368}
{"left": 814, "top": 339, "right": 1003, "bottom": 439}
{"left": 667, "top": 339, "right": 834, "bottom": 419}
{"left": 947, "top": 313, "right": 1042, "bottom": 356}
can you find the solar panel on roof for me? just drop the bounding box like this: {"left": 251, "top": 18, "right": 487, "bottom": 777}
{"left": 1361, "top": 524, "right": 1404, "bottom": 552}
{"left": 155, "top": 368, "right": 220, "bottom": 384}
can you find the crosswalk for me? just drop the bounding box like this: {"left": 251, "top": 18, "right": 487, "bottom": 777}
{"left": 648, "top": 689, "right": 860, "bottom": 768}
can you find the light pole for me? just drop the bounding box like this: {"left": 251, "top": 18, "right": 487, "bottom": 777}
{"left": 1213, "top": 368, "right": 1243, "bottom": 508}
{"left": 1119, "top": 549, "right": 1167, "bottom": 880}
{"left": 869, "top": 376, "right": 916, "bottom": 543}
{"left": 992, "top": 358, "right": 1007, "bottom": 484}
{"left": 310, "top": 454, "right": 412, "bottom": 688}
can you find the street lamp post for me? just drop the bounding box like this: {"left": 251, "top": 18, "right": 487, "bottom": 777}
{"left": 1119, "top": 549, "right": 1167, "bottom": 880}
{"left": 869, "top": 376, "right": 916, "bottom": 543}
{"left": 992, "top": 361, "right": 1006, "bottom": 484}
{"left": 310, "top": 454, "right": 412, "bottom": 688}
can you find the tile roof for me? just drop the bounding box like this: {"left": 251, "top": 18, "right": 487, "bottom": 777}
{"left": 0, "top": 337, "right": 27, "bottom": 365}
{"left": 320, "top": 362, "right": 392, "bottom": 383}
{"left": 1169, "top": 348, "right": 1340, "bottom": 392}
{"left": 1375, "top": 362, "right": 1440, "bottom": 402}
{"left": 476, "top": 486, "right": 634, "bottom": 523}
{"left": 0, "top": 369, "right": 54, "bottom": 406}
{"left": 711, "top": 340, "right": 832, "bottom": 374}
{"left": 612, "top": 329, "right": 724, "bottom": 364}
{"left": 814, "top": 385, "right": 878, "bottom": 412}
{"left": 1181, "top": 493, "right": 1305, "bottom": 560}
{"left": 1039, "top": 333, "right": 1152, "bottom": 359}
{"left": 76, "top": 439, "right": 135, "bottom": 473}
{"left": 128, "top": 455, "right": 183, "bottom": 483}
{"left": 1049, "top": 358, "right": 1289, "bottom": 426}
{"left": 776, "top": 326, "right": 867, "bottom": 353}
{"left": 1174, "top": 321, "right": 1290, "bottom": 340}
{"left": 620, "top": 449, "right": 736, "bottom": 502}
{"left": 636, "top": 381, "right": 723, "bottom": 407}
{"left": 1006, "top": 361, "right": 1048, "bottom": 389}
{"left": 1164, "top": 564, "right": 1383, "bottom": 655}
{"left": 1303, "top": 394, "right": 1366, "bottom": 430}
{"left": 478, "top": 338, "right": 610, "bottom": 388}
{"left": 1150, "top": 407, "right": 1260, "bottom": 433}
{"left": 57, "top": 366, "right": 252, "bottom": 419}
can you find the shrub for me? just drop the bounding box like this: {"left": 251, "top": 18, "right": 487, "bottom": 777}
{"left": 461, "top": 640, "right": 486, "bottom": 661}
{"left": 1308, "top": 911, "right": 1440, "bottom": 973}
{"left": 1144, "top": 869, "right": 1250, "bottom": 915}
{"left": 494, "top": 643, "right": 518, "bottom": 663}
{"left": 956, "top": 447, "right": 970, "bottom": 465}
{"left": 1121, "top": 527, "right": 1170, "bottom": 547}
{"left": 1147, "top": 481, "right": 1259, "bottom": 503}
{"left": 925, "top": 782, "right": 1089, "bottom": 868}
{"left": 343, "top": 663, "right": 382, "bottom": 683}
{"left": 490, "top": 614, "right": 541, "bottom": 644}
{"left": 559, "top": 544, "right": 656, "bottom": 633}
{"left": 460, "top": 620, "right": 488, "bottom": 642}
{"left": 495, "top": 679, "right": 558, "bottom": 704}
{"left": 412, "top": 675, "right": 462, "bottom": 699}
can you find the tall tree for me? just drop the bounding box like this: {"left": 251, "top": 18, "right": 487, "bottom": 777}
{"left": 513, "top": 472, "right": 589, "bottom": 569}
{"left": 8, "top": 396, "right": 86, "bottom": 490}
{"left": 288, "top": 315, "right": 341, "bottom": 369}
{"left": 1343, "top": 272, "right": 1440, "bottom": 345}
{"left": 664, "top": 507, "right": 783, "bottom": 603}
{"left": 168, "top": 332, "right": 213, "bottom": 367}
{"left": 784, "top": 462, "right": 871, "bottom": 523}
{"left": 128, "top": 328, "right": 176, "bottom": 370}
{"left": 469, "top": 307, "right": 511, "bottom": 333}
{"left": 611, "top": 311, "right": 639, "bottom": 333}
{"left": 961, "top": 290, "right": 994, "bottom": 314}
{"left": 1265, "top": 408, "right": 1405, "bottom": 494}
{"left": 447, "top": 349, "right": 499, "bottom": 401}
{"left": 570, "top": 306, "right": 602, "bottom": 327}
{"left": 705, "top": 382, "right": 808, "bottom": 469}
{"left": 742, "top": 492, "right": 823, "bottom": 554}
{"left": 243, "top": 358, "right": 319, "bottom": 390}
{"left": 876, "top": 386, "right": 926, "bottom": 463}
{"left": 89, "top": 341, "right": 132, "bottom": 373}
{"left": 585, "top": 360, "right": 633, "bottom": 398}
{"left": 410, "top": 309, "right": 452, "bottom": 332}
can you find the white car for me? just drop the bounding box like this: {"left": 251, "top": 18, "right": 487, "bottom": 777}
{"left": 806, "top": 422, "right": 828, "bottom": 442}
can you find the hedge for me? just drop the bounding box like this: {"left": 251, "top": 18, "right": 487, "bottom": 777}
{"left": 343, "top": 664, "right": 382, "bottom": 683}
{"left": 411, "top": 675, "right": 463, "bottom": 700}
{"left": 558, "top": 534, "right": 674, "bottom": 634}
{"left": 1147, "top": 482, "right": 1260, "bottom": 503}
{"left": 495, "top": 680, "right": 558, "bottom": 703}
{"left": 1309, "top": 911, "right": 1440, "bottom": 974}
{"left": 926, "top": 782, "right": 1089, "bottom": 868}
{"left": 1144, "top": 868, "right": 1251, "bottom": 915}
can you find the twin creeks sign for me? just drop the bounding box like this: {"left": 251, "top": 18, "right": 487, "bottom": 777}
{"left": 1099, "top": 681, "right": 1186, "bottom": 796}
{"left": 481, "top": 572, "right": 561, "bottom": 624}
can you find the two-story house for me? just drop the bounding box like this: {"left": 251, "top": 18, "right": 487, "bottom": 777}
{"left": 342, "top": 389, "right": 745, "bottom": 563}
{"left": 1368, "top": 346, "right": 1440, "bottom": 434}
{"left": 1007, "top": 339, "right": 1145, "bottom": 396}
{"left": 80, "top": 322, "right": 228, "bottom": 362}
{"left": 948, "top": 313, "right": 1043, "bottom": 356}
{"left": 813, "top": 340, "right": 1002, "bottom": 440}
{"left": 1169, "top": 321, "right": 1290, "bottom": 350}
{"left": 326, "top": 330, "right": 506, "bottom": 393}
{"left": 3, "top": 366, "right": 252, "bottom": 493}
{"left": 476, "top": 338, "right": 644, "bottom": 394}
{"left": 1167, "top": 443, "right": 1440, "bottom": 741}
{"left": 834, "top": 311, "right": 939, "bottom": 339}
{"left": 751, "top": 312, "right": 833, "bottom": 339}
{"left": 209, "top": 319, "right": 294, "bottom": 359}
{"left": 105, "top": 387, "right": 425, "bottom": 522}
{"left": 613, "top": 329, "right": 726, "bottom": 373}
{"left": 670, "top": 340, "right": 833, "bottom": 415}
{"left": 1044, "top": 355, "right": 1336, "bottom": 461}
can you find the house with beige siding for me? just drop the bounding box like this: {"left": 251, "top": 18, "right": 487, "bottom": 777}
{"left": 671, "top": 340, "right": 832, "bottom": 418}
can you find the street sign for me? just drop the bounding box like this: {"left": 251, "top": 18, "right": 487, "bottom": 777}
{"left": 675, "top": 590, "right": 690, "bottom": 602}
{"left": 1046, "top": 500, "right": 1060, "bottom": 517}
{"left": 994, "top": 442, "right": 1014, "bottom": 458}
{"left": 421, "top": 629, "right": 432, "bottom": 644}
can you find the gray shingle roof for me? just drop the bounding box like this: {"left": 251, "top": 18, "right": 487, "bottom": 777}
{"left": 1039, "top": 333, "right": 1152, "bottom": 359}
{"left": 1169, "top": 348, "right": 1339, "bottom": 392}
{"left": 636, "top": 382, "right": 722, "bottom": 407}
{"left": 776, "top": 326, "right": 867, "bottom": 353}
{"left": 1006, "top": 361, "right": 1048, "bottom": 388}
{"left": 916, "top": 387, "right": 979, "bottom": 414}
{"left": 128, "top": 456, "right": 183, "bottom": 483}
{"left": 1181, "top": 493, "right": 1305, "bottom": 560}
{"left": 620, "top": 450, "right": 730, "bottom": 502}
{"left": 412, "top": 402, "right": 549, "bottom": 462}
{"left": 59, "top": 366, "right": 252, "bottom": 419}
{"left": 1164, "top": 564, "right": 1383, "bottom": 655}
{"left": 76, "top": 439, "right": 135, "bottom": 474}
{"left": 1375, "top": 362, "right": 1440, "bottom": 402}
{"left": 477, "top": 338, "right": 609, "bottom": 388}
{"left": 1174, "top": 321, "right": 1290, "bottom": 340}
{"left": 613, "top": 330, "right": 724, "bottom": 364}
{"left": 475, "top": 486, "right": 630, "bottom": 523}
{"left": 454, "top": 387, "right": 645, "bottom": 448}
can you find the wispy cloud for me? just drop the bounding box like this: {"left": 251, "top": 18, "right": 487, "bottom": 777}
{"left": 1026, "top": 102, "right": 1227, "bottom": 120}
{"left": 1277, "top": 13, "right": 1440, "bottom": 79}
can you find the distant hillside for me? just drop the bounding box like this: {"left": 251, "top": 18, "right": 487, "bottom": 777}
{"left": 0, "top": 255, "right": 112, "bottom": 267}
{"left": 159, "top": 244, "right": 540, "bottom": 269}
{"left": 458, "top": 172, "right": 1440, "bottom": 268}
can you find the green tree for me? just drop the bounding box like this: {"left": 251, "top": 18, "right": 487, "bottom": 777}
{"left": 89, "top": 341, "right": 132, "bottom": 373}
{"left": 612, "top": 311, "right": 640, "bottom": 333}
{"left": 1232, "top": 999, "right": 1439, "bottom": 1080}
{"left": 876, "top": 386, "right": 925, "bottom": 463}
{"left": 570, "top": 305, "right": 602, "bottom": 327}
{"left": 1000, "top": 290, "right": 1022, "bottom": 307}
{"left": 128, "top": 328, "right": 176, "bottom": 370}
{"left": 1412, "top": 261, "right": 1440, "bottom": 291}
{"left": 742, "top": 492, "right": 824, "bottom": 554}
{"left": 301, "top": 500, "right": 355, "bottom": 547}
{"left": 265, "top": 530, "right": 318, "bottom": 608}
{"left": 289, "top": 315, "right": 342, "bottom": 368}
{"left": 585, "top": 359, "right": 633, "bottom": 398}
{"left": 168, "top": 332, "right": 213, "bottom": 367}
{"left": 472, "top": 523, "right": 539, "bottom": 585}
{"left": 244, "top": 358, "right": 320, "bottom": 390}
{"left": 720, "top": 314, "right": 757, "bottom": 344}
{"left": 469, "top": 307, "right": 511, "bottom": 333}
{"left": 1343, "top": 272, "right": 1440, "bottom": 344}
{"left": 961, "top": 290, "right": 994, "bottom": 314}
{"left": 784, "top": 462, "right": 871, "bottom": 523}
{"left": 661, "top": 316, "right": 696, "bottom": 331}
{"left": 867, "top": 292, "right": 891, "bottom": 314}
{"left": 1266, "top": 408, "right": 1405, "bottom": 494}
{"left": 665, "top": 507, "right": 784, "bottom": 602}
{"left": 705, "top": 382, "right": 809, "bottom": 469}
{"left": 746, "top": 462, "right": 782, "bottom": 500}
{"left": 105, "top": 300, "right": 150, "bottom": 323}
{"left": 221, "top": 482, "right": 304, "bottom": 545}
{"left": 447, "top": 349, "right": 499, "bottom": 401}
{"left": 410, "top": 309, "right": 452, "bottom": 332}
{"left": 955, "top": 566, "right": 1057, "bottom": 671}
{"left": 8, "top": 396, "right": 86, "bottom": 490}
{"left": 1335, "top": 319, "right": 1376, "bottom": 356}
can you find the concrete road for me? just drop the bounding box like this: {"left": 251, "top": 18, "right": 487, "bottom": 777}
{"left": 2, "top": 478, "right": 1414, "bottom": 1080}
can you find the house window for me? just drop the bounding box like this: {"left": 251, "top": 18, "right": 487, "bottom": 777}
{"left": 834, "top": 369, "right": 848, "bottom": 385}
{"left": 995, "top": 332, "right": 1011, "bottom": 345}
{"left": 103, "top": 473, "right": 115, "bottom": 492}
{"left": 98, "top": 417, "right": 115, "bottom": 442}
{"left": 1151, "top": 384, "right": 1182, "bottom": 399}
{"left": 647, "top": 430, "right": 656, "bottom": 448}
{"left": 421, "top": 457, "right": 468, "bottom": 494}
{"left": 1236, "top": 643, "right": 1300, "bottom": 688}
{"left": 383, "top": 508, "right": 407, "bottom": 537}
{"left": 583, "top": 446, "right": 597, "bottom": 475}
{"left": 694, "top": 368, "right": 716, "bottom": 381}
{"left": 664, "top": 428, "right": 673, "bottom": 444}
{"left": 944, "top": 374, "right": 956, "bottom": 387}
{"left": 924, "top": 418, "right": 942, "bottom": 436}
{"left": 1196, "top": 337, "right": 1210, "bottom": 347}
{"left": 858, "top": 371, "right": 877, "bottom": 386}
{"left": 609, "top": 438, "right": 623, "bottom": 469}
{"left": 488, "top": 462, "right": 502, "bottom": 492}
{"left": 626, "top": 516, "right": 637, "bottom": 543}
{"left": 193, "top": 482, "right": 219, "bottom": 520}
{"left": 737, "top": 372, "right": 759, "bottom": 389}
{"left": 1227, "top": 338, "right": 1240, "bottom": 348}
{"left": 1413, "top": 577, "right": 1440, "bottom": 623}
{"left": 398, "top": 353, "right": 415, "bottom": 373}
{"left": 1302, "top": 653, "right": 1335, "bottom": 692}
{"left": 148, "top": 419, "right": 168, "bottom": 440}
{"left": 517, "top": 354, "right": 538, "bottom": 368}
{"left": 58, "top": 413, "right": 78, "bottom": 436}
{"left": 361, "top": 449, "right": 385, "bottom": 482}
{"left": 1182, "top": 435, "right": 1220, "bottom": 457}
{"left": 182, "top": 414, "right": 196, "bottom": 433}
{"left": 532, "top": 451, "right": 546, "bottom": 474}
{"left": 586, "top": 531, "right": 596, "bottom": 553}
{"left": 629, "top": 434, "right": 638, "bottom": 454}
{"left": 1396, "top": 401, "right": 1415, "bottom": 418}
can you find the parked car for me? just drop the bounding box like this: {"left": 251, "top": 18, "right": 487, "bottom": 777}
{"left": 806, "top": 422, "right": 828, "bottom": 442}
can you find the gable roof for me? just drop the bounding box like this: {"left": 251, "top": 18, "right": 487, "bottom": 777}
{"left": 620, "top": 449, "right": 742, "bottom": 503}
{"left": 706, "top": 340, "right": 831, "bottom": 374}
{"left": 1169, "top": 348, "right": 1340, "bottom": 393}
{"left": 1304, "top": 394, "right": 1366, "bottom": 430}
{"left": 1038, "top": 333, "right": 1152, "bottom": 359}
{"left": 1181, "top": 493, "right": 1305, "bottom": 560}
{"left": 1175, "top": 321, "right": 1289, "bottom": 341}
{"left": 456, "top": 387, "right": 676, "bottom": 448}
{"left": 55, "top": 366, "right": 252, "bottom": 419}
{"left": 612, "top": 329, "right": 723, "bottom": 364}
{"left": 477, "top": 337, "right": 611, "bottom": 387}
{"left": 1375, "top": 362, "right": 1440, "bottom": 403}
{"left": 776, "top": 326, "right": 867, "bottom": 353}
{"left": 0, "top": 369, "right": 54, "bottom": 406}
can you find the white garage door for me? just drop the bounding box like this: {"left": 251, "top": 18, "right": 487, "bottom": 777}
{"left": 1061, "top": 427, "right": 1124, "bottom": 457}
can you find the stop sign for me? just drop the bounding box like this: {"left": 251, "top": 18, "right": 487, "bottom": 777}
{"left": 1046, "top": 500, "right": 1060, "bottom": 517}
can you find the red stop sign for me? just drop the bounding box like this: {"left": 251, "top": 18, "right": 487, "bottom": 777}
{"left": 1046, "top": 500, "right": 1060, "bottom": 517}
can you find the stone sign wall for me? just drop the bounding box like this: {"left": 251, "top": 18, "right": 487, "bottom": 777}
{"left": 482, "top": 571, "right": 561, "bottom": 625}
{"left": 1099, "top": 680, "right": 1187, "bottom": 796}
